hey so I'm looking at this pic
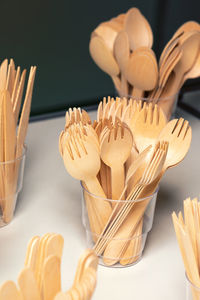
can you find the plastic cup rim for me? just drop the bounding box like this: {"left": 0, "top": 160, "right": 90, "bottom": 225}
{"left": 115, "top": 92, "right": 179, "bottom": 101}
{"left": 85, "top": 228, "right": 150, "bottom": 241}
{"left": 0, "top": 144, "right": 27, "bottom": 165}
{"left": 81, "top": 181, "right": 158, "bottom": 203}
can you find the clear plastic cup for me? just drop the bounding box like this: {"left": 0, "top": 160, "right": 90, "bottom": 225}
{"left": 81, "top": 183, "right": 158, "bottom": 267}
{"left": 0, "top": 146, "right": 26, "bottom": 226}
{"left": 186, "top": 273, "right": 200, "bottom": 300}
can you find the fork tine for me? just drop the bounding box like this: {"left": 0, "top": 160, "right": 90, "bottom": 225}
{"left": 178, "top": 120, "right": 189, "bottom": 139}
{"left": 76, "top": 135, "right": 88, "bottom": 156}
{"left": 138, "top": 100, "right": 143, "bottom": 111}
{"left": 103, "top": 97, "right": 107, "bottom": 109}
{"left": 172, "top": 118, "right": 184, "bottom": 136}
{"left": 146, "top": 102, "right": 153, "bottom": 124}
{"left": 108, "top": 101, "right": 116, "bottom": 119}
{"left": 152, "top": 104, "right": 158, "bottom": 125}
{"left": 65, "top": 111, "right": 70, "bottom": 125}
{"left": 97, "top": 101, "right": 103, "bottom": 121}
{"left": 115, "top": 102, "right": 123, "bottom": 119}
{"left": 70, "top": 135, "right": 82, "bottom": 158}
{"left": 65, "top": 139, "right": 75, "bottom": 160}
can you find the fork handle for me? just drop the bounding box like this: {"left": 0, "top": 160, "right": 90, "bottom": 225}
{"left": 111, "top": 165, "right": 125, "bottom": 201}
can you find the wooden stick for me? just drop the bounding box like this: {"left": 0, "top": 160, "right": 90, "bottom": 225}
{"left": 16, "top": 66, "right": 36, "bottom": 158}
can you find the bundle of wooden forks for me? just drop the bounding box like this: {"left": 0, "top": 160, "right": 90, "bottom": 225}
{"left": 0, "top": 58, "right": 36, "bottom": 225}
{"left": 59, "top": 97, "right": 192, "bottom": 266}
{"left": 0, "top": 233, "right": 98, "bottom": 300}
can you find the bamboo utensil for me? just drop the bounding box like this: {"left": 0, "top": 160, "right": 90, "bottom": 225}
{"left": 172, "top": 197, "right": 200, "bottom": 300}
{"left": 89, "top": 35, "right": 120, "bottom": 92}
{"left": 171, "top": 32, "right": 200, "bottom": 92}
{"left": 95, "top": 141, "right": 167, "bottom": 262}
{"left": 60, "top": 123, "right": 112, "bottom": 233}
{"left": 42, "top": 255, "right": 61, "bottom": 300}
{"left": 60, "top": 99, "right": 192, "bottom": 267}
{"left": 131, "top": 103, "right": 167, "bottom": 153}
{"left": 100, "top": 120, "right": 133, "bottom": 200}
{"left": 18, "top": 267, "right": 41, "bottom": 300}
{"left": 0, "top": 59, "right": 36, "bottom": 225}
{"left": 0, "top": 281, "right": 22, "bottom": 300}
{"left": 172, "top": 21, "right": 200, "bottom": 39}
{"left": 124, "top": 7, "right": 153, "bottom": 50}
{"left": 0, "top": 233, "right": 98, "bottom": 300}
{"left": 125, "top": 47, "right": 158, "bottom": 98}
{"left": 90, "top": 10, "right": 200, "bottom": 121}
{"left": 113, "top": 118, "right": 192, "bottom": 265}
{"left": 113, "top": 31, "right": 130, "bottom": 95}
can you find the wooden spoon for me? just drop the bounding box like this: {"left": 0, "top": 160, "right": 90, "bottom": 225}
{"left": 54, "top": 292, "right": 69, "bottom": 300}
{"left": 63, "top": 135, "right": 112, "bottom": 233}
{"left": 173, "top": 21, "right": 200, "bottom": 40}
{"left": 171, "top": 31, "right": 200, "bottom": 93}
{"left": 131, "top": 103, "right": 167, "bottom": 153}
{"left": 42, "top": 255, "right": 61, "bottom": 300}
{"left": 125, "top": 47, "right": 158, "bottom": 98}
{"left": 151, "top": 46, "right": 183, "bottom": 101}
{"left": 100, "top": 122, "right": 133, "bottom": 200}
{"left": 180, "top": 44, "right": 200, "bottom": 87}
{"left": 93, "top": 23, "right": 121, "bottom": 52}
{"left": 124, "top": 7, "right": 153, "bottom": 50}
{"left": 18, "top": 267, "right": 41, "bottom": 300}
{"left": 89, "top": 35, "right": 120, "bottom": 91}
{"left": 159, "top": 34, "right": 182, "bottom": 69}
{"left": 114, "top": 30, "right": 130, "bottom": 95}
{"left": 24, "top": 236, "right": 40, "bottom": 273}
{"left": 0, "top": 281, "right": 22, "bottom": 300}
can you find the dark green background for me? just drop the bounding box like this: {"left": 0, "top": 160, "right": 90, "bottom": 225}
{"left": 0, "top": 0, "right": 199, "bottom": 116}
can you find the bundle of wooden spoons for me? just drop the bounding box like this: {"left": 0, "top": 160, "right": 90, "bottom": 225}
{"left": 89, "top": 7, "right": 200, "bottom": 119}
{"left": 0, "top": 233, "right": 98, "bottom": 300}
{"left": 60, "top": 97, "right": 192, "bottom": 266}
{"left": 172, "top": 197, "right": 200, "bottom": 300}
{"left": 0, "top": 59, "right": 37, "bottom": 225}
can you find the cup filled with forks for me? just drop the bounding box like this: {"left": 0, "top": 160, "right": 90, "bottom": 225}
{"left": 0, "top": 59, "right": 36, "bottom": 226}
{"left": 59, "top": 97, "right": 192, "bottom": 267}
{"left": 89, "top": 7, "right": 200, "bottom": 120}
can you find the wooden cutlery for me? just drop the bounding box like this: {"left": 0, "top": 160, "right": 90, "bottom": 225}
{"left": 60, "top": 98, "right": 192, "bottom": 266}
{"left": 172, "top": 197, "right": 200, "bottom": 300}
{"left": 0, "top": 59, "right": 36, "bottom": 224}
{"left": 89, "top": 7, "right": 200, "bottom": 119}
{"left": 0, "top": 233, "right": 98, "bottom": 300}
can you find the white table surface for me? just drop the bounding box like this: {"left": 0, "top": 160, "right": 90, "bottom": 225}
{"left": 0, "top": 107, "right": 199, "bottom": 300}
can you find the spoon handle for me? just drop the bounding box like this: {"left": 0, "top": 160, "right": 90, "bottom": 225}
{"left": 131, "top": 87, "right": 144, "bottom": 99}
{"left": 111, "top": 165, "right": 125, "bottom": 201}
{"left": 84, "top": 176, "right": 112, "bottom": 230}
